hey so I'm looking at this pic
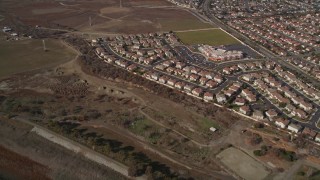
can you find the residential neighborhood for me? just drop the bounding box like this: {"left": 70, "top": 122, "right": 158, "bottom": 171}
{"left": 2, "top": 0, "right": 320, "bottom": 179}
{"left": 93, "top": 30, "right": 320, "bottom": 143}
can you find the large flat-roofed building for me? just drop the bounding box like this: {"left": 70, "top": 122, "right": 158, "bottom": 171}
{"left": 198, "top": 45, "right": 244, "bottom": 61}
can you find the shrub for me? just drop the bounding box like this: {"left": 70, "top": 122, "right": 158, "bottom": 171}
{"left": 253, "top": 150, "right": 263, "bottom": 156}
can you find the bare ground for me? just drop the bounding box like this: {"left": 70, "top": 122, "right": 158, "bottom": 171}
{"left": 0, "top": 116, "right": 128, "bottom": 180}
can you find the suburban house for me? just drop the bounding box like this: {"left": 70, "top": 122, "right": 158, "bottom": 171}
{"left": 199, "top": 77, "right": 209, "bottom": 85}
{"left": 275, "top": 118, "right": 290, "bottom": 129}
{"left": 214, "top": 75, "right": 223, "bottom": 83}
{"left": 315, "top": 134, "right": 320, "bottom": 143}
{"left": 253, "top": 110, "right": 264, "bottom": 120}
{"left": 159, "top": 76, "right": 169, "bottom": 84}
{"left": 176, "top": 62, "right": 186, "bottom": 69}
{"left": 292, "top": 109, "right": 308, "bottom": 119}
{"left": 239, "top": 105, "right": 251, "bottom": 115}
{"left": 127, "top": 64, "right": 138, "bottom": 71}
{"left": 302, "top": 127, "right": 317, "bottom": 139}
{"left": 234, "top": 97, "right": 246, "bottom": 106}
{"left": 151, "top": 72, "right": 160, "bottom": 81}
{"left": 242, "top": 74, "right": 253, "bottom": 82}
{"left": 299, "top": 101, "right": 313, "bottom": 112}
{"left": 287, "top": 123, "right": 302, "bottom": 133}
{"left": 184, "top": 84, "right": 195, "bottom": 92}
{"left": 224, "top": 89, "right": 236, "bottom": 97}
{"left": 175, "top": 81, "right": 186, "bottom": 90}
{"left": 189, "top": 74, "right": 200, "bottom": 82}
{"left": 204, "top": 92, "right": 214, "bottom": 101}
{"left": 216, "top": 94, "right": 227, "bottom": 103}
{"left": 192, "top": 88, "right": 203, "bottom": 97}
{"left": 206, "top": 80, "right": 218, "bottom": 88}
{"left": 167, "top": 78, "right": 177, "bottom": 86}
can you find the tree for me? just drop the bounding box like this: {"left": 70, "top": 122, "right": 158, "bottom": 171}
{"left": 253, "top": 150, "right": 264, "bottom": 156}
{"left": 253, "top": 122, "right": 264, "bottom": 128}
{"left": 250, "top": 134, "right": 263, "bottom": 145}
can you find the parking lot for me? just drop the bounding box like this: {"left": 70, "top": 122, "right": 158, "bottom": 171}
{"left": 174, "top": 46, "right": 216, "bottom": 69}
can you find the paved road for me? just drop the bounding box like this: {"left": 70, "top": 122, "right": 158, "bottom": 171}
{"left": 229, "top": 70, "right": 320, "bottom": 131}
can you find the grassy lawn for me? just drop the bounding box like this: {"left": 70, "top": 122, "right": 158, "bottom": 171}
{"left": 176, "top": 29, "right": 240, "bottom": 46}
{"left": 200, "top": 117, "right": 219, "bottom": 130}
{"left": 158, "top": 19, "right": 214, "bottom": 32}
{"left": 0, "top": 38, "right": 76, "bottom": 79}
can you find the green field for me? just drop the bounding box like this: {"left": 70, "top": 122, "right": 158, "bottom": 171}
{"left": 0, "top": 38, "right": 76, "bottom": 79}
{"left": 176, "top": 29, "right": 240, "bottom": 46}
{"left": 158, "top": 19, "right": 214, "bottom": 32}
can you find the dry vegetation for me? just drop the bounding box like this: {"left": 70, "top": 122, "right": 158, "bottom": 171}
{"left": 0, "top": 145, "right": 50, "bottom": 180}
{"left": 0, "top": 38, "right": 76, "bottom": 79}
{"left": 0, "top": 0, "right": 213, "bottom": 34}
{"left": 1, "top": 1, "right": 320, "bottom": 179}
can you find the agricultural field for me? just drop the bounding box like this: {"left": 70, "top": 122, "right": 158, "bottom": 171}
{"left": 0, "top": 38, "right": 76, "bottom": 79}
{"left": 217, "top": 147, "right": 269, "bottom": 180}
{"left": 176, "top": 29, "right": 240, "bottom": 46}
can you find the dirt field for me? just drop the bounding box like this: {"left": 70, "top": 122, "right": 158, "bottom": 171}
{"left": 217, "top": 147, "right": 270, "bottom": 180}
{"left": 0, "top": 145, "right": 50, "bottom": 180}
{"left": 0, "top": 0, "right": 213, "bottom": 34}
{"left": 176, "top": 29, "right": 240, "bottom": 46}
{"left": 0, "top": 38, "right": 76, "bottom": 79}
{"left": 294, "top": 164, "right": 320, "bottom": 180}
{"left": 0, "top": 51, "right": 231, "bottom": 178}
{"left": 0, "top": 117, "right": 127, "bottom": 180}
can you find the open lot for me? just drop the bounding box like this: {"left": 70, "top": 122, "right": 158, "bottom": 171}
{"left": 0, "top": 39, "right": 76, "bottom": 79}
{"left": 0, "top": 0, "right": 213, "bottom": 34}
{"left": 176, "top": 29, "right": 240, "bottom": 46}
{"left": 0, "top": 145, "right": 50, "bottom": 180}
{"left": 0, "top": 117, "right": 127, "bottom": 180}
{"left": 294, "top": 164, "right": 320, "bottom": 180}
{"left": 217, "top": 147, "right": 269, "bottom": 180}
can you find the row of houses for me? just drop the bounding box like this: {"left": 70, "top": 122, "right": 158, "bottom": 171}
{"left": 274, "top": 117, "right": 320, "bottom": 142}
{"left": 229, "top": 14, "right": 317, "bottom": 57}
{"left": 143, "top": 71, "right": 217, "bottom": 102}
{"left": 246, "top": 72, "right": 313, "bottom": 120}
{"left": 107, "top": 33, "right": 176, "bottom": 66}
{"left": 222, "top": 60, "right": 273, "bottom": 75}
{"left": 156, "top": 60, "right": 224, "bottom": 89}
{"left": 276, "top": 65, "right": 320, "bottom": 100}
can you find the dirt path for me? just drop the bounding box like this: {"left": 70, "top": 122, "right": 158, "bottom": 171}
{"left": 58, "top": 43, "right": 235, "bottom": 179}
{"left": 174, "top": 27, "right": 220, "bottom": 33}
{"left": 139, "top": 107, "right": 211, "bottom": 147}
{"left": 83, "top": 122, "right": 193, "bottom": 170}
{"left": 13, "top": 117, "right": 138, "bottom": 179}
{"left": 64, "top": 54, "right": 212, "bottom": 148}
{"left": 60, "top": 42, "right": 216, "bottom": 148}
{"left": 82, "top": 122, "right": 233, "bottom": 179}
